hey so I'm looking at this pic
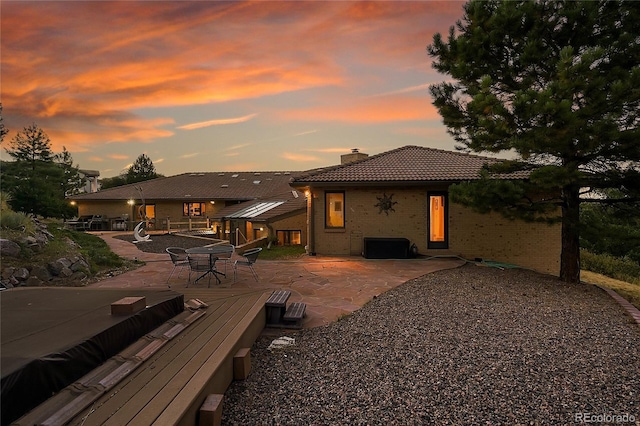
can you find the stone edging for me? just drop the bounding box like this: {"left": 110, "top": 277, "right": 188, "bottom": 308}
{"left": 597, "top": 285, "right": 640, "bottom": 326}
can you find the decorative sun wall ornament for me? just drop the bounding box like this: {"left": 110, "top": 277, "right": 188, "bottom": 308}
{"left": 375, "top": 192, "right": 398, "bottom": 215}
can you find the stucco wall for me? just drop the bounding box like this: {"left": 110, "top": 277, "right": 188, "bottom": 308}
{"left": 309, "top": 187, "right": 561, "bottom": 276}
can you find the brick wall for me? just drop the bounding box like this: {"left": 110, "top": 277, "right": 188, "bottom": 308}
{"left": 309, "top": 186, "right": 561, "bottom": 276}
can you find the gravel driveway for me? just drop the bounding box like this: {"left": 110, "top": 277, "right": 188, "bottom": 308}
{"left": 222, "top": 264, "right": 639, "bottom": 425}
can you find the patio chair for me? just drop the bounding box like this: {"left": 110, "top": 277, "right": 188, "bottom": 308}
{"left": 208, "top": 244, "right": 235, "bottom": 275}
{"left": 166, "top": 247, "right": 189, "bottom": 287}
{"left": 233, "top": 247, "right": 262, "bottom": 282}
{"left": 187, "top": 254, "right": 214, "bottom": 288}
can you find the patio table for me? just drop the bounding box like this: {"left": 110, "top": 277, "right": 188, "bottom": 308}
{"left": 186, "top": 247, "right": 225, "bottom": 285}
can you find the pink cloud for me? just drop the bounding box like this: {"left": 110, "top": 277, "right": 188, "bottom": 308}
{"left": 1, "top": 1, "right": 462, "bottom": 155}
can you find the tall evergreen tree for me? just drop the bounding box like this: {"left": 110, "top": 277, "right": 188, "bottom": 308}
{"left": 427, "top": 0, "right": 640, "bottom": 283}
{"left": 1, "top": 124, "right": 76, "bottom": 218}
{"left": 126, "top": 154, "right": 160, "bottom": 184}
{"left": 55, "top": 146, "right": 84, "bottom": 197}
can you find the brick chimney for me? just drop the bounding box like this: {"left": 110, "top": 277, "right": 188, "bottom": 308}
{"left": 341, "top": 148, "right": 368, "bottom": 165}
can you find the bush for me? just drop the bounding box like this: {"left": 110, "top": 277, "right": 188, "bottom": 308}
{"left": 0, "top": 210, "right": 35, "bottom": 233}
{"left": 581, "top": 249, "right": 640, "bottom": 285}
{"left": 47, "top": 224, "right": 126, "bottom": 273}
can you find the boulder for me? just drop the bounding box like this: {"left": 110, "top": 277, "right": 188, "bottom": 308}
{"left": 0, "top": 239, "right": 21, "bottom": 258}
{"left": 13, "top": 268, "right": 30, "bottom": 281}
{"left": 25, "top": 276, "right": 43, "bottom": 287}
{"left": 31, "top": 266, "right": 52, "bottom": 282}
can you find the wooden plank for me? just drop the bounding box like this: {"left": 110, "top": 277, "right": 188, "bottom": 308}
{"left": 151, "top": 293, "right": 268, "bottom": 426}
{"left": 66, "top": 289, "right": 269, "bottom": 426}
{"left": 68, "top": 298, "right": 230, "bottom": 425}
{"left": 140, "top": 295, "right": 265, "bottom": 424}
{"left": 99, "top": 298, "right": 241, "bottom": 426}
{"left": 283, "top": 302, "right": 306, "bottom": 320}
{"left": 265, "top": 290, "right": 291, "bottom": 307}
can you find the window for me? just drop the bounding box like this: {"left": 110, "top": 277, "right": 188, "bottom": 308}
{"left": 428, "top": 192, "right": 448, "bottom": 249}
{"left": 277, "top": 230, "right": 301, "bottom": 245}
{"left": 325, "top": 191, "right": 345, "bottom": 228}
{"left": 183, "top": 202, "right": 206, "bottom": 217}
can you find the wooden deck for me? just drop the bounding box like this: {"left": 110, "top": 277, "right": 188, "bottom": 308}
{"left": 16, "top": 288, "right": 271, "bottom": 426}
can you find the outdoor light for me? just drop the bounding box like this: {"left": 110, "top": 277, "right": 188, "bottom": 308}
{"left": 127, "top": 199, "right": 135, "bottom": 206}
{"left": 69, "top": 201, "right": 76, "bottom": 206}
{"left": 210, "top": 201, "right": 215, "bottom": 204}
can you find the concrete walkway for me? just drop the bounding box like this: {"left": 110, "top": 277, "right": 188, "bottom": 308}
{"left": 91, "top": 233, "right": 466, "bottom": 328}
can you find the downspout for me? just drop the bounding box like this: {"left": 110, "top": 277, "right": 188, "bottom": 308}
{"left": 307, "top": 189, "right": 316, "bottom": 255}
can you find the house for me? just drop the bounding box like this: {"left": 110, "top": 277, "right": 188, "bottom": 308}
{"left": 290, "top": 146, "right": 561, "bottom": 275}
{"left": 67, "top": 171, "right": 306, "bottom": 246}
{"left": 78, "top": 169, "right": 101, "bottom": 193}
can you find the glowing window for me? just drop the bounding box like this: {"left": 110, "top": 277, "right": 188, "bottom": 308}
{"left": 325, "top": 192, "right": 345, "bottom": 228}
{"left": 428, "top": 193, "right": 448, "bottom": 249}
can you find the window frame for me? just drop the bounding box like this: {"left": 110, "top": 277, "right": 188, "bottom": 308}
{"left": 427, "top": 192, "right": 449, "bottom": 249}
{"left": 183, "top": 202, "right": 206, "bottom": 217}
{"left": 324, "top": 191, "right": 346, "bottom": 229}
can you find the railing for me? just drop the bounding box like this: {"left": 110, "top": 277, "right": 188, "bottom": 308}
{"left": 235, "top": 228, "right": 248, "bottom": 246}
{"left": 165, "top": 217, "right": 211, "bottom": 233}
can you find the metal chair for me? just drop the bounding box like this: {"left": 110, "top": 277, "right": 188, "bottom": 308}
{"left": 187, "top": 254, "right": 214, "bottom": 287}
{"left": 233, "top": 247, "right": 262, "bottom": 282}
{"left": 207, "top": 244, "right": 235, "bottom": 275}
{"left": 165, "top": 247, "right": 189, "bottom": 287}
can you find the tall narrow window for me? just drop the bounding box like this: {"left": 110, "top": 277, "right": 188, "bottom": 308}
{"left": 428, "top": 193, "right": 448, "bottom": 249}
{"left": 325, "top": 191, "right": 345, "bottom": 228}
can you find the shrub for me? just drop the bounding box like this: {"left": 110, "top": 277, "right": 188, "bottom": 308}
{"left": 0, "top": 210, "right": 35, "bottom": 233}
{"left": 581, "top": 249, "right": 640, "bottom": 285}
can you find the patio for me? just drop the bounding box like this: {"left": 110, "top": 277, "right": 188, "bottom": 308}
{"left": 94, "top": 232, "right": 467, "bottom": 328}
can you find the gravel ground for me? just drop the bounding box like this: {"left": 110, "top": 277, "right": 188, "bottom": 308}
{"left": 113, "top": 233, "right": 219, "bottom": 254}
{"left": 222, "top": 265, "right": 640, "bottom": 425}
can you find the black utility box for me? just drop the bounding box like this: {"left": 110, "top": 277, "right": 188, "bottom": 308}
{"left": 363, "top": 237, "right": 411, "bottom": 259}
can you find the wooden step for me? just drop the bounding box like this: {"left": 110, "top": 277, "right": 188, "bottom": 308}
{"left": 282, "top": 302, "right": 306, "bottom": 329}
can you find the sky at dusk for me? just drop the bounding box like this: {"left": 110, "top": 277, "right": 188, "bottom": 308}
{"left": 1, "top": 1, "right": 467, "bottom": 178}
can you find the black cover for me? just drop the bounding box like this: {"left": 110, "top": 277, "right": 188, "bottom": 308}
{"left": 363, "top": 237, "right": 411, "bottom": 259}
{"left": 1, "top": 288, "right": 184, "bottom": 425}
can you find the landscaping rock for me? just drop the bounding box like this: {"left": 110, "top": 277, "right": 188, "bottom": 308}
{"left": 25, "top": 276, "right": 43, "bottom": 287}
{"left": 0, "top": 239, "right": 21, "bottom": 258}
{"left": 30, "top": 266, "right": 52, "bottom": 282}
{"left": 12, "top": 268, "right": 29, "bottom": 281}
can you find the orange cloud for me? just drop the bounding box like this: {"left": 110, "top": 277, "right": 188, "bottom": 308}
{"left": 281, "top": 152, "right": 321, "bottom": 162}
{"left": 1, "top": 0, "right": 462, "bottom": 160}
{"left": 178, "top": 114, "right": 258, "bottom": 130}
{"left": 109, "top": 154, "right": 129, "bottom": 160}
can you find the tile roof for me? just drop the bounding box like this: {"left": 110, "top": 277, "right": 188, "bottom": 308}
{"left": 291, "top": 145, "right": 528, "bottom": 185}
{"left": 69, "top": 171, "right": 300, "bottom": 201}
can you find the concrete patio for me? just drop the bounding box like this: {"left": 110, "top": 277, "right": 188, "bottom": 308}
{"left": 92, "top": 232, "right": 466, "bottom": 328}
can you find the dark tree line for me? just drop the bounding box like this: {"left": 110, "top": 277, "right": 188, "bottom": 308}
{"left": 1, "top": 110, "right": 83, "bottom": 218}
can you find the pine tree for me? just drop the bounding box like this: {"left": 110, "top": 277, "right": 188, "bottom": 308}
{"left": 126, "top": 154, "right": 159, "bottom": 184}
{"left": 427, "top": 0, "right": 640, "bottom": 283}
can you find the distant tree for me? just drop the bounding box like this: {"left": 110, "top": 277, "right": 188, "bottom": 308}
{"left": 126, "top": 154, "right": 160, "bottom": 184}
{"left": 100, "top": 173, "right": 128, "bottom": 189}
{"left": 55, "top": 146, "right": 84, "bottom": 197}
{"left": 580, "top": 190, "right": 640, "bottom": 264}
{"left": 0, "top": 103, "right": 8, "bottom": 143}
{"left": 1, "top": 124, "right": 76, "bottom": 218}
{"left": 4, "top": 123, "right": 53, "bottom": 166}
{"left": 427, "top": 0, "right": 640, "bottom": 283}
